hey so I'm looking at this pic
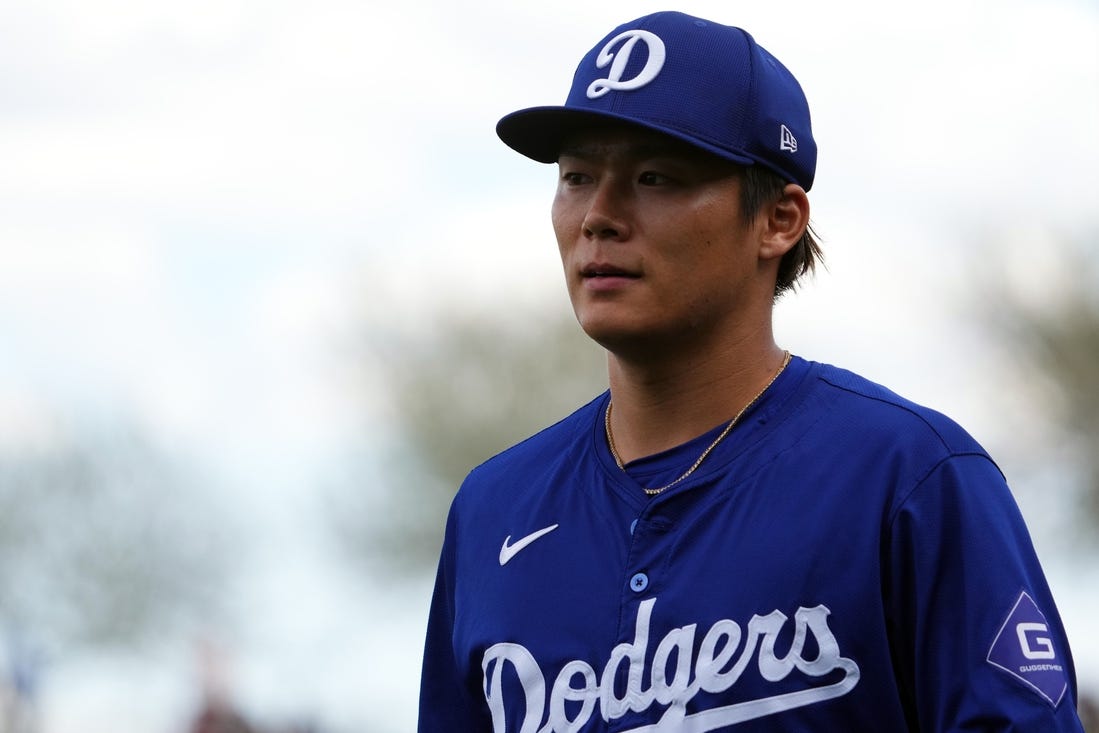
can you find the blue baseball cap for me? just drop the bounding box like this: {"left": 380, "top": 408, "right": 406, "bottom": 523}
{"left": 497, "top": 11, "right": 817, "bottom": 190}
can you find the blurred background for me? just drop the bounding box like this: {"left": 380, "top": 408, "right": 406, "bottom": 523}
{"left": 1, "top": 0, "right": 1097, "bottom": 730}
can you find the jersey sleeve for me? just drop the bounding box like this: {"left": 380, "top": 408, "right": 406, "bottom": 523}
{"left": 885, "top": 452, "right": 1085, "bottom": 732}
{"left": 417, "top": 500, "right": 491, "bottom": 731}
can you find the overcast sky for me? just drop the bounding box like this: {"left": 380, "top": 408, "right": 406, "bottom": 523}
{"left": 1, "top": 0, "right": 1097, "bottom": 730}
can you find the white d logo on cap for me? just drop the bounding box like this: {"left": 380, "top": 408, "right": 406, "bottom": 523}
{"left": 586, "top": 30, "right": 666, "bottom": 99}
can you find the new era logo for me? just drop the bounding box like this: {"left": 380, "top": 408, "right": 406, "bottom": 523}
{"left": 986, "top": 591, "right": 1068, "bottom": 706}
{"left": 780, "top": 124, "right": 798, "bottom": 153}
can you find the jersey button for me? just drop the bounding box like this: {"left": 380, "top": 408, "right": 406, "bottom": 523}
{"left": 630, "top": 572, "right": 649, "bottom": 593}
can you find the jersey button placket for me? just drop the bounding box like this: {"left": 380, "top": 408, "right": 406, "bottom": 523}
{"left": 626, "top": 513, "right": 671, "bottom": 598}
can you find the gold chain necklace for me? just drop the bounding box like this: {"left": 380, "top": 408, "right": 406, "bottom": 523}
{"left": 605, "top": 351, "right": 792, "bottom": 496}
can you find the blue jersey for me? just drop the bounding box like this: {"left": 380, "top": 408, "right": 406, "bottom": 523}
{"left": 418, "top": 357, "right": 1084, "bottom": 732}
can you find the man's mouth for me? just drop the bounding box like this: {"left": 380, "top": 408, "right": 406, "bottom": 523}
{"left": 582, "top": 264, "right": 639, "bottom": 279}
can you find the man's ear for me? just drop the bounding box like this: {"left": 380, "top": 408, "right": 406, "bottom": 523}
{"left": 759, "top": 184, "right": 810, "bottom": 261}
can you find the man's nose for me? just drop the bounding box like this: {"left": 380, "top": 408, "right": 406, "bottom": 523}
{"left": 581, "top": 181, "right": 631, "bottom": 241}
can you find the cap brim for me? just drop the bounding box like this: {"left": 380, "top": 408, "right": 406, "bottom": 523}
{"left": 496, "top": 106, "right": 757, "bottom": 167}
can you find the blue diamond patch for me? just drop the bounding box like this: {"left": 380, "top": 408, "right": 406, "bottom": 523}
{"left": 986, "top": 590, "right": 1068, "bottom": 707}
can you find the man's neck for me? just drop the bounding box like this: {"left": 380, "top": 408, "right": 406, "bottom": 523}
{"left": 605, "top": 336, "right": 788, "bottom": 464}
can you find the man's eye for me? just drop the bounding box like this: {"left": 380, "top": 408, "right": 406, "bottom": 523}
{"left": 561, "top": 171, "right": 591, "bottom": 185}
{"left": 638, "top": 171, "right": 671, "bottom": 186}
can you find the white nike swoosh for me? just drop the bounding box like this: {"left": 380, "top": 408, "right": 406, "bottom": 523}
{"left": 499, "top": 524, "right": 559, "bottom": 566}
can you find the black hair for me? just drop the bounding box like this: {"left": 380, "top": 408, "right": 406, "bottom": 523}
{"left": 738, "top": 165, "right": 823, "bottom": 299}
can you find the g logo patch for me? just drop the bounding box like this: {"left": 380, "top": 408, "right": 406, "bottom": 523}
{"left": 1016, "top": 622, "right": 1056, "bottom": 660}
{"left": 987, "top": 591, "right": 1068, "bottom": 707}
{"left": 586, "top": 30, "right": 666, "bottom": 99}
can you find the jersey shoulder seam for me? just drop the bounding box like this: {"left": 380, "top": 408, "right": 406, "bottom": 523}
{"left": 816, "top": 371, "right": 956, "bottom": 451}
{"left": 814, "top": 369, "right": 1005, "bottom": 524}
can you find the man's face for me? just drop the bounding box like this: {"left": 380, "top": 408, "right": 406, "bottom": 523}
{"left": 552, "top": 125, "right": 766, "bottom": 355}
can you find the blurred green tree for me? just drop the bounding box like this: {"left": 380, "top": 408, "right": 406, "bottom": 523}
{"left": 981, "top": 231, "right": 1099, "bottom": 538}
{"left": 335, "top": 307, "right": 606, "bottom": 577}
{"left": 0, "top": 421, "right": 229, "bottom": 658}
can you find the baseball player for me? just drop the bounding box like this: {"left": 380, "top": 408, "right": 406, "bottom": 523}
{"left": 418, "top": 11, "right": 1086, "bottom": 732}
